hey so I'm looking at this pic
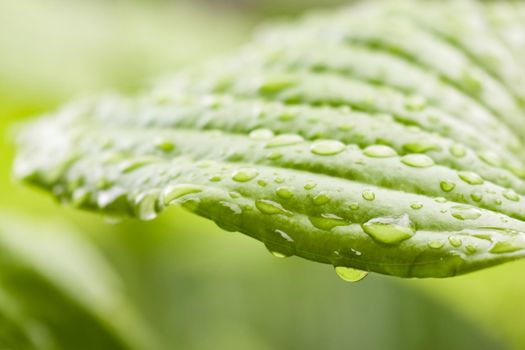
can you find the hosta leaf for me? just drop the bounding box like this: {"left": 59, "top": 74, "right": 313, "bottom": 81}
{"left": 0, "top": 213, "right": 161, "bottom": 350}
{"left": 13, "top": 0, "right": 525, "bottom": 278}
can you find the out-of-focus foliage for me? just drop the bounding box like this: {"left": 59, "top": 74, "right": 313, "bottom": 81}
{"left": 1, "top": 0, "right": 525, "bottom": 349}
{"left": 0, "top": 214, "right": 160, "bottom": 350}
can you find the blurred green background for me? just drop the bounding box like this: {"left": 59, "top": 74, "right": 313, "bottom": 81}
{"left": 1, "top": 0, "right": 524, "bottom": 349}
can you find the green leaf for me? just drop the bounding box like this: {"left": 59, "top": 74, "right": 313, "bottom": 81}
{"left": 0, "top": 213, "right": 162, "bottom": 350}
{"left": 13, "top": 1, "right": 525, "bottom": 278}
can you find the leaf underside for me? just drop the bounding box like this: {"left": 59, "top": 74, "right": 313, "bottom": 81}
{"left": 14, "top": 0, "right": 525, "bottom": 278}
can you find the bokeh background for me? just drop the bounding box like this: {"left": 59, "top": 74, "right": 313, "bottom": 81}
{"left": 1, "top": 1, "right": 524, "bottom": 349}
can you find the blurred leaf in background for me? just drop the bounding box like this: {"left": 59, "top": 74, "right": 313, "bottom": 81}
{"left": 0, "top": 0, "right": 524, "bottom": 349}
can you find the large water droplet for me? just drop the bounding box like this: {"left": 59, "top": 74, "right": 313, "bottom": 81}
{"left": 410, "top": 202, "right": 423, "bottom": 210}
{"left": 209, "top": 175, "right": 222, "bottom": 182}
{"left": 154, "top": 138, "right": 175, "bottom": 152}
{"left": 362, "top": 190, "right": 375, "bottom": 201}
{"left": 134, "top": 190, "right": 159, "bottom": 221}
{"left": 458, "top": 171, "right": 484, "bottom": 185}
{"left": 334, "top": 267, "right": 368, "bottom": 282}
{"left": 255, "top": 200, "right": 293, "bottom": 216}
{"left": 313, "top": 192, "right": 331, "bottom": 205}
{"left": 401, "top": 154, "right": 434, "bottom": 168}
{"left": 448, "top": 235, "right": 462, "bottom": 247}
{"left": 440, "top": 181, "right": 456, "bottom": 192}
{"left": 249, "top": 128, "right": 274, "bottom": 140}
{"left": 232, "top": 168, "right": 259, "bottom": 182}
{"left": 259, "top": 78, "right": 296, "bottom": 94}
{"left": 471, "top": 193, "right": 483, "bottom": 202}
{"left": 276, "top": 186, "right": 294, "bottom": 199}
{"left": 362, "top": 214, "right": 415, "bottom": 244}
{"left": 403, "top": 141, "right": 439, "bottom": 153}
{"left": 363, "top": 145, "right": 397, "bottom": 158}
{"left": 309, "top": 214, "right": 349, "bottom": 230}
{"left": 162, "top": 184, "right": 202, "bottom": 205}
{"left": 428, "top": 240, "right": 444, "bottom": 249}
{"left": 266, "top": 134, "right": 304, "bottom": 148}
{"left": 304, "top": 181, "right": 317, "bottom": 190}
{"left": 450, "top": 205, "right": 482, "bottom": 220}
{"left": 310, "top": 140, "right": 346, "bottom": 156}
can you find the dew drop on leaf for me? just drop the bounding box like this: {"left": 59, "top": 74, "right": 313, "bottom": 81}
{"left": 334, "top": 266, "right": 368, "bottom": 282}
{"left": 310, "top": 140, "right": 346, "bottom": 156}
{"left": 255, "top": 200, "right": 293, "bottom": 216}
{"left": 363, "top": 145, "right": 397, "bottom": 158}
{"left": 162, "top": 184, "right": 202, "bottom": 205}
{"left": 401, "top": 154, "right": 434, "bottom": 168}
{"left": 362, "top": 214, "right": 415, "bottom": 245}
{"left": 232, "top": 168, "right": 259, "bottom": 182}
{"left": 362, "top": 190, "right": 375, "bottom": 201}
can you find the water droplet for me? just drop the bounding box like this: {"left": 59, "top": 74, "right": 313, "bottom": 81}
{"left": 274, "top": 176, "right": 285, "bottom": 184}
{"left": 458, "top": 171, "right": 484, "bottom": 185}
{"left": 154, "top": 138, "right": 175, "bottom": 152}
{"left": 435, "top": 197, "right": 447, "bottom": 203}
{"left": 471, "top": 192, "right": 483, "bottom": 202}
{"left": 232, "top": 168, "right": 259, "bottom": 182}
{"left": 410, "top": 202, "right": 423, "bottom": 210}
{"left": 363, "top": 145, "right": 397, "bottom": 158}
{"left": 250, "top": 128, "right": 274, "bottom": 140}
{"left": 259, "top": 77, "right": 296, "bottom": 94}
{"left": 162, "top": 184, "right": 202, "bottom": 205}
{"left": 274, "top": 111, "right": 293, "bottom": 122}
{"left": 255, "top": 199, "right": 293, "bottom": 216}
{"left": 270, "top": 251, "right": 288, "bottom": 258}
{"left": 304, "top": 182, "right": 317, "bottom": 190}
{"left": 267, "top": 152, "right": 283, "bottom": 160}
{"left": 448, "top": 235, "right": 462, "bottom": 247}
{"left": 313, "top": 192, "right": 331, "bottom": 205}
{"left": 349, "top": 202, "right": 360, "bottom": 210}
{"left": 465, "top": 244, "right": 477, "bottom": 254}
{"left": 334, "top": 267, "right": 368, "bottom": 282}
{"left": 362, "top": 190, "right": 375, "bottom": 201}
{"left": 229, "top": 191, "right": 241, "bottom": 199}
{"left": 362, "top": 214, "right": 415, "bottom": 244}
{"left": 209, "top": 175, "right": 222, "bottom": 182}
{"left": 309, "top": 214, "right": 349, "bottom": 230}
{"left": 503, "top": 190, "right": 520, "bottom": 202}
{"left": 440, "top": 181, "right": 456, "bottom": 192}
{"left": 276, "top": 186, "right": 294, "bottom": 199}
{"left": 450, "top": 205, "right": 482, "bottom": 220}
{"left": 310, "top": 140, "right": 346, "bottom": 156}
{"left": 490, "top": 241, "right": 525, "bottom": 254}
{"left": 450, "top": 143, "right": 466, "bottom": 158}
{"left": 134, "top": 191, "right": 159, "bottom": 221}
{"left": 401, "top": 154, "right": 434, "bottom": 168}
{"left": 257, "top": 179, "right": 267, "bottom": 187}
{"left": 403, "top": 141, "right": 440, "bottom": 153}
{"left": 338, "top": 122, "right": 354, "bottom": 131}
{"left": 266, "top": 134, "right": 304, "bottom": 148}
{"left": 428, "top": 240, "right": 444, "bottom": 249}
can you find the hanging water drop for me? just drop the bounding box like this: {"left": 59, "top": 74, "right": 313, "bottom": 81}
{"left": 334, "top": 266, "right": 368, "bottom": 282}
